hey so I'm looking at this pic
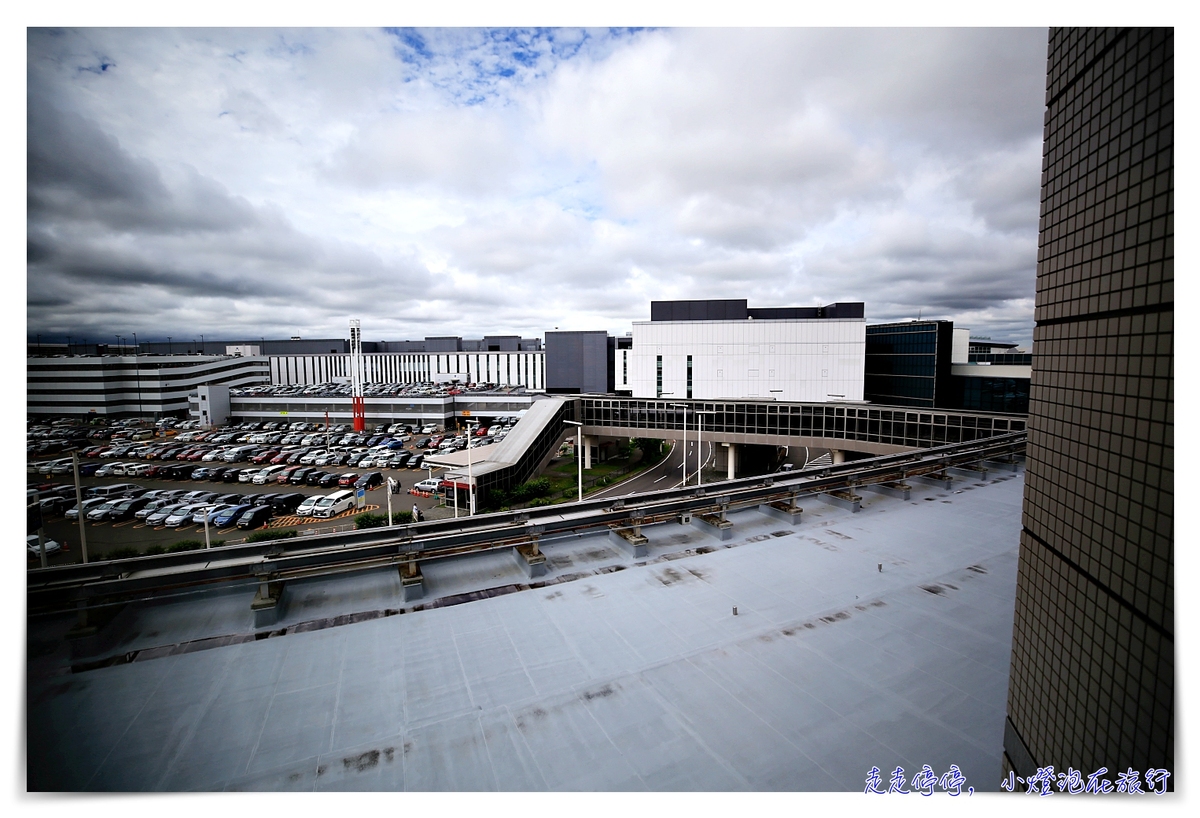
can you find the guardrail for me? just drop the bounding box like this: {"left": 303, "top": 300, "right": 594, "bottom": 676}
{"left": 27, "top": 432, "right": 1024, "bottom": 614}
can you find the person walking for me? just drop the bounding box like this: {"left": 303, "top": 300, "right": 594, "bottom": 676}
{"left": 412, "top": 503, "right": 419, "bottom": 520}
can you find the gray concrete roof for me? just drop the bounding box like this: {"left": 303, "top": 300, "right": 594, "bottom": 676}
{"left": 27, "top": 466, "right": 1024, "bottom": 792}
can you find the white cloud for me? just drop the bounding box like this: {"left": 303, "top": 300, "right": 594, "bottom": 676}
{"left": 27, "top": 26, "right": 1048, "bottom": 348}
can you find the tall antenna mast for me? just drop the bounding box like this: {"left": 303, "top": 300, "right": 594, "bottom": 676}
{"left": 349, "top": 319, "right": 365, "bottom": 432}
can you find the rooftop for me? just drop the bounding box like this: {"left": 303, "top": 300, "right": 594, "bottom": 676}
{"left": 28, "top": 463, "right": 1024, "bottom": 791}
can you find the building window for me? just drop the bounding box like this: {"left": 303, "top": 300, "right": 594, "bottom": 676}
{"left": 622, "top": 351, "right": 628, "bottom": 384}
{"left": 656, "top": 355, "right": 663, "bottom": 398}
{"left": 686, "top": 355, "right": 693, "bottom": 400}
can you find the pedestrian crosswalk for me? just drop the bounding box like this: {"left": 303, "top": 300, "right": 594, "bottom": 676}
{"left": 805, "top": 452, "right": 833, "bottom": 468}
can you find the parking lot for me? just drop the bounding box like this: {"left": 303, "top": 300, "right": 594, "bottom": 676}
{"left": 27, "top": 415, "right": 522, "bottom": 565}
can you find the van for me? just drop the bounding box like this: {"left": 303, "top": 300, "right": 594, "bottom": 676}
{"left": 312, "top": 489, "right": 354, "bottom": 518}
{"left": 413, "top": 478, "right": 441, "bottom": 493}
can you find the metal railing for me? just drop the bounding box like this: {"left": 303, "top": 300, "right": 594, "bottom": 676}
{"left": 27, "top": 432, "right": 1024, "bottom": 614}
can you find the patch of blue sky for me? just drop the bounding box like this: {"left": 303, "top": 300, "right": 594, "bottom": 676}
{"left": 383, "top": 27, "right": 645, "bottom": 107}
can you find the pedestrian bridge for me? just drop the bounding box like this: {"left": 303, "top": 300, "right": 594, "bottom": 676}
{"left": 429, "top": 395, "right": 1025, "bottom": 502}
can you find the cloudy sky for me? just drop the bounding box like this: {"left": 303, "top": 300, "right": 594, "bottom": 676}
{"left": 27, "top": 27, "right": 1048, "bottom": 348}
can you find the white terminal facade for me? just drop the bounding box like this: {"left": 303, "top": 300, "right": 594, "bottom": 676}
{"left": 626, "top": 300, "right": 866, "bottom": 402}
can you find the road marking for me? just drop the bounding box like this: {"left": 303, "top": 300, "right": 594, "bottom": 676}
{"left": 653, "top": 475, "right": 668, "bottom": 483}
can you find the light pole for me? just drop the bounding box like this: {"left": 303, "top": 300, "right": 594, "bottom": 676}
{"left": 466, "top": 420, "right": 478, "bottom": 515}
{"left": 564, "top": 420, "right": 583, "bottom": 502}
{"left": 167, "top": 336, "right": 172, "bottom": 355}
{"left": 72, "top": 452, "right": 89, "bottom": 564}
{"left": 670, "top": 403, "right": 688, "bottom": 485}
{"left": 386, "top": 477, "right": 396, "bottom": 526}
{"left": 696, "top": 410, "right": 716, "bottom": 486}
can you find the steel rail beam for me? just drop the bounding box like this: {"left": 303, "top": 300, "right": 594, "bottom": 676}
{"left": 28, "top": 433, "right": 1024, "bottom": 613}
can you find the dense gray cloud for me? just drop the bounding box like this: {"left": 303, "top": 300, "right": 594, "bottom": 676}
{"left": 27, "top": 27, "right": 1048, "bottom": 348}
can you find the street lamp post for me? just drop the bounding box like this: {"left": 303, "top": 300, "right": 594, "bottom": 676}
{"left": 564, "top": 420, "right": 583, "bottom": 502}
{"left": 466, "top": 421, "right": 478, "bottom": 515}
{"left": 696, "top": 410, "right": 716, "bottom": 486}
{"left": 670, "top": 403, "right": 688, "bottom": 486}
{"left": 167, "top": 336, "right": 172, "bottom": 355}
{"left": 72, "top": 452, "right": 89, "bottom": 564}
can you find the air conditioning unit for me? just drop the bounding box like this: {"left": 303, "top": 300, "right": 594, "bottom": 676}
{"left": 680, "top": 512, "right": 692, "bottom": 525}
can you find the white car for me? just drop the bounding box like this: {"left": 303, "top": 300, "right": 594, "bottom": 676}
{"left": 295, "top": 495, "right": 325, "bottom": 516}
{"left": 253, "top": 465, "right": 285, "bottom": 484}
{"left": 312, "top": 490, "right": 354, "bottom": 519}
{"left": 126, "top": 463, "right": 152, "bottom": 476}
{"left": 95, "top": 461, "right": 128, "bottom": 478}
{"left": 413, "top": 478, "right": 441, "bottom": 493}
{"left": 27, "top": 535, "right": 62, "bottom": 558}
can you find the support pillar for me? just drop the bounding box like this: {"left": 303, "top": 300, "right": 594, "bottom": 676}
{"left": 830, "top": 449, "right": 845, "bottom": 465}
{"left": 582, "top": 435, "right": 593, "bottom": 470}
{"left": 399, "top": 555, "right": 424, "bottom": 602}
{"left": 725, "top": 443, "right": 737, "bottom": 480}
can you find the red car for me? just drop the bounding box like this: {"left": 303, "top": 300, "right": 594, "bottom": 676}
{"left": 251, "top": 449, "right": 280, "bottom": 464}
{"left": 337, "top": 472, "right": 360, "bottom": 487}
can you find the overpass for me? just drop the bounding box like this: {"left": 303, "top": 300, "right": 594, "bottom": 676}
{"left": 428, "top": 395, "right": 1027, "bottom": 502}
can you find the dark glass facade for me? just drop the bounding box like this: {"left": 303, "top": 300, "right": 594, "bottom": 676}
{"left": 1004, "top": 28, "right": 1173, "bottom": 783}
{"left": 947, "top": 376, "right": 1030, "bottom": 414}
{"left": 863, "top": 321, "right": 954, "bottom": 408}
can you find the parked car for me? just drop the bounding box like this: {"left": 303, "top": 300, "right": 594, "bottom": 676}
{"left": 295, "top": 495, "right": 325, "bottom": 516}
{"left": 271, "top": 493, "right": 307, "bottom": 512}
{"left": 135, "top": 498, "right": 175, "bottom": 520}
{"left": 193, "top": 504, "right": 236, "bottom": 526}
{"left": 354, "top": 472, "right": 384, "bottom": 490}
{"left": 214, "top": 504, "right": 254, "bottom": 527}
{"left": 236, "top": 504, "right": 275, "bottom": 530}
{"left": 144, "top": 503, "right": 183, "bottom": 526}
{"left": 86, "top": 499, "right": 124, "bottom": 522}
{"left": 164, "top": 504, "right": 205, "bottom": 527}
{"left": 312, "top": 490, "right": 355, "bottom": 518}
{"left": 65, "top": 497, "right": 107, "bottom": 520}
{"left": 413, "top": 478, "right": 441, "bottom": 493}
{"left": 27, "top": 535, "right": 62, "bottom": 558}
{"left": 337, "top": 473, "right": 360, "bottom": 487}
{"left": 107, "top": 496, "right": 152, "bottom": 522}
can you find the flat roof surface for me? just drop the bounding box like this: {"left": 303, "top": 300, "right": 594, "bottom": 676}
{"left": 28, "top": 466, "right": 1024, "bottom": 791}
